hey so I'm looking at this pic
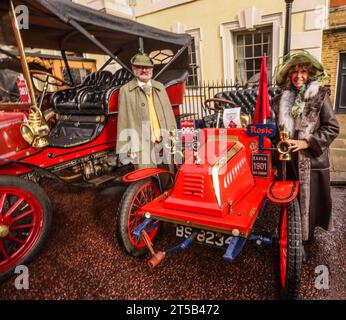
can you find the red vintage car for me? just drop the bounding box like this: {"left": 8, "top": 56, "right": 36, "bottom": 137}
{"left": 0, "top": 0, "right": 190, "bottom": 282}
{"left": 115, "top": 100, "right": 303, "bottom": 300}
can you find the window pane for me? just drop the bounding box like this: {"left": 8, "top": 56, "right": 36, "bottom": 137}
{"left": 245, "top": 34, "right": 252, "bottom": 45}
{"left": 237, "top": 35, "right": 244, "bottom": 46}
{"left": 255, "top": 58, "right": 262, "bottom": 70}
{"left": 263, "top": 32, "right": 269, "bottom": 43}
{"left": 245, "top": 46, "right": 253, "bottom": 57}
{"left": 246, "top": 59, "right": 253, "bottom": 71}
{"left": 237, "top": 60, "right": 246, "bottom": 83}
{"left": 237, "top": 46, "right": 245, "bottom": 59}
{"left": 254, "top": 45, "right": 261, "bottom": 57}
{"left": 254, "top": 33, "right": 261, "bottom": 43}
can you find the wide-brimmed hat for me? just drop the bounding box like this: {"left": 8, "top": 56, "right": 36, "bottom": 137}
{"left": 275, "top": 50, "right": 327, "bottom": 86}
{"left": 130, "top": 52, "right": 154, "bottom": 67}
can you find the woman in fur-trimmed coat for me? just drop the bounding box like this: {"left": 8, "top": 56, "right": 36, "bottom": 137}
{"left": 272, "top": 51, "right": 339, "bottom": 260}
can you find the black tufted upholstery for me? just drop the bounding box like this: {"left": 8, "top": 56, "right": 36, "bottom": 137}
{"left": 201, "top": 86, "right": 281, "bottom": 128}
{"left": 48, "top": 68, "right": 133, "bottom": 147}
{"left": 50, "top": 68, "right": 133, "bottom": 115}
{"left": 214, "top": 86, "right": 282, "bottom": 116}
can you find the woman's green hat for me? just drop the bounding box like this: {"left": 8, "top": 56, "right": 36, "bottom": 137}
{"left": 275, "top": 50, "right": 328, "bottom": 86}
{"left": 130, "top": 52, "right": 154, "bottom": 67}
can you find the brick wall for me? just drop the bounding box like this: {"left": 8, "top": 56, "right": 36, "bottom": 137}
{"left": 330, "top": 0, "right": 346, "bottom": 8}
{"left": 322, "top": 28, "right": 346, "bottom": 108}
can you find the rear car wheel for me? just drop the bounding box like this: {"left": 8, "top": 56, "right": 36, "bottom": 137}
{"left": 278, "top": 199, "right": 302, "bottom": 299}
{"left": 0, "top": 175, "right": 52, "bottom": 282}
{"left": 116, "top": 179, "right": 160, "bottom": 257}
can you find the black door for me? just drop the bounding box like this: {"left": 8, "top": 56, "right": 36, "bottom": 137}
{"left": 335, "top": 52, "right": 346, "bottom": 114}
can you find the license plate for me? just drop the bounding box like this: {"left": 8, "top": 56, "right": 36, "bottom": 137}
{"left": 175, "top": 225, "right": 232, "bottom": 248}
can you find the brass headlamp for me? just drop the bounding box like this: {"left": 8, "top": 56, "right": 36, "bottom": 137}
{"left": 21, "top": 106, "right": 50, "bottom": 148}
{"left": 277, "top": 130, "right": 291, "bottom": 161}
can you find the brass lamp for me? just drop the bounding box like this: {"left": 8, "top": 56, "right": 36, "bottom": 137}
{"left": 277, "top": 130, "right": 291, "bottom": 161}
{"left": 21, "top": 106, "right": 50, "bottom": 148}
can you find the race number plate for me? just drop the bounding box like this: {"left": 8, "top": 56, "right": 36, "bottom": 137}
{"left": 16, "top": 74, "right": 31, "bottom": 103}
{"left": 176, "top": 225, "right": 232, "bottom": 248}
{"left": 180, "top": 119, "right": 195, "bottom": 142}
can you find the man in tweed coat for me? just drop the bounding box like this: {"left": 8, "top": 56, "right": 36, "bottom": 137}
{"left": 116, "top": 52, "right": 177, "bottom": 172}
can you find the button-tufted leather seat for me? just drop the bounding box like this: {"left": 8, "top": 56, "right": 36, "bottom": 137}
{"left": 48, "top": 68, "right": 133, "bottom": 147}
{"left": 214, "top": 86, "right": 282, "bottom": 116}
{"left": 50, "top": 69, "right": 133, "bottom": 115}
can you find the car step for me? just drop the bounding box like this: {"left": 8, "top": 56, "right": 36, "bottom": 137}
{"left": 88, "top": 175, "right": 119, "bottom": 186}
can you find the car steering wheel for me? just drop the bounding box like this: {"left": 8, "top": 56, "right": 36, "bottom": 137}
{"left": 203, "top": 98, "right": 239, "bottom": 128}
{"left": 203, "top": 98, "right": 238, "bottom": 113}
{"left": 30, "top": 69, "right": 68, "bottom": 93}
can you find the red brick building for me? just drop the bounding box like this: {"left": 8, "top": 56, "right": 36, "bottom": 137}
{"left": 322, "top": 0, "right": 346, "bottom": 113}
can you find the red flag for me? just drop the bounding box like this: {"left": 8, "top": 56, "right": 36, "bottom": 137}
{"left": 253, "top": 55, "right": 270, "bottom": 124}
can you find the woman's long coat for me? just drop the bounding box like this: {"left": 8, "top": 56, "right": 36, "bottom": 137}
{"left": 271, "top": 81, "right": 339, "bottom": 240}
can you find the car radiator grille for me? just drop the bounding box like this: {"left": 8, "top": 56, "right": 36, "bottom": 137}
{"left": 183, "top": 173, "right": 204, "bottom": 198}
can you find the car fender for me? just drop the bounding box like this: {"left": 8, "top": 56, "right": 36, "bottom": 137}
{"left": 122, "top": 168, "right": 175, "bottom": 183}
{"left": 266, "top": 180, "right": 299, "bottom": 204}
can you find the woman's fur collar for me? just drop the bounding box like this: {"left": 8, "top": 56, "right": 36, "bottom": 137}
{"left": 278, "top": 81, "right": 320, "bottom": 136}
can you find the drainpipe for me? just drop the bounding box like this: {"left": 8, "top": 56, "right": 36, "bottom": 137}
{"left": 284, "top": 0, "right": 294, "bottom": 57}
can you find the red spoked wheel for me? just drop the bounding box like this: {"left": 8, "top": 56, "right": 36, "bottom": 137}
{"left": 116, "top": 179, "right": 161, "bottom": 257}
{"left": 278, "top": 199, "right": 302, "bottom": 299}
{"left": 0, "top": 175, "right": 52, "bottom": 282}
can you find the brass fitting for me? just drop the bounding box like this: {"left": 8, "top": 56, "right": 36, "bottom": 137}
{"left": 277, "top": 130, "right": 291, "bottom": 161}
{"left": 0, "top": 224, "right": 9, "bottom": 238}
{"left": 21, "top": 106, "right": 50, "bottom": 148}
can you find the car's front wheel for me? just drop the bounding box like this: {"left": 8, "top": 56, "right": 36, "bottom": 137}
{"left": 0, "top": 175, "right": 52, "bottom": 283}
{"left": 116, "top": 179, "right": 161, "bottom": 257}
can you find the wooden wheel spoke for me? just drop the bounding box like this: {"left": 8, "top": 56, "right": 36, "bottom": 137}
{"left": 0, "top": 239, "right": 9, "bottom": 259}
{"left": 10, "top": 223, "right": 34, "bottom": 231}
{"left": 4, "top": 198, "right": 25, "bottom": 219}
{"left": 6, "top": 234, "right": 25, "bottom": 245}
{"left": 0, "top": 193, "right": 7, "bottom": 216}
{"left": 10, "top": 209, "right": 34, "bottom": 224}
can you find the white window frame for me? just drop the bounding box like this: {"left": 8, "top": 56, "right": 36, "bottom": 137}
{"left": 220, "top": 13, "right": 282, "bottom": 82}
{"left": 186, "top": 28, "right": 203, "bottom": 86}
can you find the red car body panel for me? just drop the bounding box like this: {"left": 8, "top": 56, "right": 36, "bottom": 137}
{"left": 137, "top": 128, "right": 275, "bottom": 237}
{"left": 0, "top": 111, "right": 29, "bottom": 158}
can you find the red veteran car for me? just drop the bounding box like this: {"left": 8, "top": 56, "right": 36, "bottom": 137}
{"left": 0, "top": 0, "right": 190, "bottom": 282}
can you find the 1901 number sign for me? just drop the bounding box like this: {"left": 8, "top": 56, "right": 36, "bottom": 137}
{"left": 252, "top": 154, "right": 269, "bottom": 178}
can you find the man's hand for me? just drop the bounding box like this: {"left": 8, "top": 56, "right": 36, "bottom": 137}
{"left": 286, "top": 139, "right": 309, "bottom": 152}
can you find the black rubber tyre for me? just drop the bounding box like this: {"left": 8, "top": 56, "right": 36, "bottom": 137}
{"left": 116, "top": 179, "right": 161, "bottom": 257}
{"left": 0, "top": 175, "right": 52, "bottom": 283}
{"left": 278, "top": 198, "right": 302, "bottom": 300}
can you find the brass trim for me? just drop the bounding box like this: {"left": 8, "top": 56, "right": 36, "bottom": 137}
{"left": 9, "top": 0, "right": 36, "bottom": 105}
{"left": 207, "top": 135, "right": 239, "bottom": 142}
{"left": 0, "top": 224, "right": 10, "bottom": 238}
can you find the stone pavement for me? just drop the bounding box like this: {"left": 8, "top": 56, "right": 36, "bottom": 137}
{"left": 330, "top": 114, "right": 346, "bottom": 184}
